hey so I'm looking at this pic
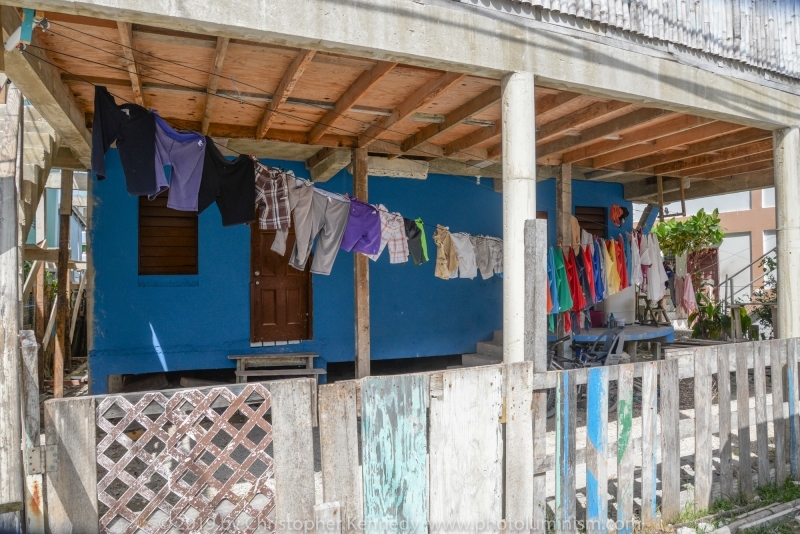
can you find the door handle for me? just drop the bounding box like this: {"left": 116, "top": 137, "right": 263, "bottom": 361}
{"left": 254, "top": 271, "right": 260, "bottom": 276}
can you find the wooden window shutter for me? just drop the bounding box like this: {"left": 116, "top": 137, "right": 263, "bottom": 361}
{"left": 574, "top": 206, "right": 608, "bottom": 239}
{"left": 138, "top": 193, "right": 199, "bottom": 275}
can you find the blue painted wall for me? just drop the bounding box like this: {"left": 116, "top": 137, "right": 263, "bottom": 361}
{"left": 89, "top": 150, "right": 631, "bottom": 393}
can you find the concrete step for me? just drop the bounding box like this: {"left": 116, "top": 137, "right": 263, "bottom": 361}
{"left": 475, "top": 339, "right": 502, "bottom": 358}
{"left": 493, "top": 330, "right": 503, "bottom": 342}
{"left": 462, "top": 353, "right": 502, "bottom": 368}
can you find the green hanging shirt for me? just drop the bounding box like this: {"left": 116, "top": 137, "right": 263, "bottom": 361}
{"left": 415, "top": 218, "right": 429, "bottom": 262}
{"left": 554, "top": 247, "right": 573, "bottom": 313}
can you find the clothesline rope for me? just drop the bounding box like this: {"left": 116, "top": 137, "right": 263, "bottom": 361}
{"left": 38, "top": 23, "right": 506, "bottom": 179}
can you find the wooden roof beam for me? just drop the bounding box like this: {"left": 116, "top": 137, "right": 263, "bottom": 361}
{"left": 534, "top": 91, "right": 583, "bottom": 124}
{"left": 256, "top": 49, "right": 316, "bottom": 139}
{"left": 116, "top": 22, "right": 145, "bottom": 107}
{"left": 536, "top": 101, "right": 633, "bottom": 144}
{"left": 676, "top": 150, "right": 773, "bottom": 177}
{"left": 694, "top": 160, "right": 774, "bottom": 180}
{"left": 537, "top": 108, "right": 674, "bottom": 160}
{"left": 561, "top": 115, "right": 715, "bottom": 164}
{"left": 650, "top": 138, "right": 773, "bottom": 175}
{"left": 358, "top": 72, "right": 467, "bottom": 148}
{"left": 622, "top": 128, "right": 773, "bottom": 172}
{"left": 307, "top": 60, "right": 397, "bottom": 144}
{"left": 487, "top": 142, "right": 502, "bottom": 161}
{"left": 1, "top": 7, "right": 91, "bottom": 165}
{"left": 593, "top": 121, "right": 749, "bottom": 169}
{"left": 201, "top": 37, "right": 230, "bottom": 135}
{"left": 444, "top": 123, "right": 501, "bottom": 156}
{"left": 645, "top": 169, "right": 774, "bottom": 204}
{"left": 397, "top": 85, "right": 501, "bottom": 154}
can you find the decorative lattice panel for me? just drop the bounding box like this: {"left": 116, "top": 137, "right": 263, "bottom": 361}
{"left": 96, "top": 384, "right": 275, "bottom": 534}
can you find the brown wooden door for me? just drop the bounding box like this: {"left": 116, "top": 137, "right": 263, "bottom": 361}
{"left": 250, "top": 225, "right": 312, "bottom": 342}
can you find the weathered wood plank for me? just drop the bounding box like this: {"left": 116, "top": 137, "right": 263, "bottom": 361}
{"left": 694, "top": 347, "right": 714, "bottom": 510}
{"left": 45, "top": 397, "right": 98, "bottom": 534}
{"left": 718, "top": 344, "right": 734, "bottom": 496}
{"left": 555, "top": 370, "right": 577, "bottom": 534}
{"left": 736, "top": 342, "right": 754, "bottom": 498}
{"left": 504, "top": 362, "right": 534, "bottom": 532}
{"left": 524, "top": 220, "right": 548, "bottom": 366}
{"left": 586, "top": 366, "right": 609, "bottom": 534}
{"left": 661, "top": 358, "right": 681, "bottom": 522}
{"left": 361, "top": 374, "right": 428, "bottom": 533}
{"left": 315, "top": 502, "right": 342, "bottom": 534}
{"left": 616, "top": 364, "right": 634, "bottom": 534}
{"left": 754, "top": 340, "right": 770, "bottom": 486}
{"left": 0, "top": 83, "right": 23, "bottom": 533}
{"left": 319, "top": 381, "right": 363, "bottom": 534}
{"left": 640, "top": 362, "right": 659, "bottom": 527}
{"left": 272, "top": 378, "right": 316, "bottom": 530}
{"left": 430, "top": 367, "right": 503, "bottom": 532}
{"left": 788, "top": 338, "right": 800, "bottom": 480}
{"left": 771, "top": 338, "right": 787, "bottom": 484}
{"left": 20, "top": 331, "right": 44, "bottom": 534}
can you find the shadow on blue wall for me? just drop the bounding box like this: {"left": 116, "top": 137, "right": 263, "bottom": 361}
{"left": 89, "top": 151, "right": 632, "bottom": 393}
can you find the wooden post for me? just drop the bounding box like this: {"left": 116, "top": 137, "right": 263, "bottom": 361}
{"left": 0, "top": 82, "right": 24, "bottom": 532}
{"left": 54, "top": 169, "right": 73, "bottom": 398}
{"left": 20, "top": 331, "right": 44, "bottom": 533}
{"left": 555, "top": 163, "right": 573, "bottom": 248}
{"left": 34, "top": 249, "right": 45, "bottom": 389}
{"left": 352, "top": 148, "right": 370, "bottom": 379}
{"left": 555, "top": 164, "right": 572, "bottom": 357}
{"left": 657, "top": 175, "right": 665, "bottom": 221}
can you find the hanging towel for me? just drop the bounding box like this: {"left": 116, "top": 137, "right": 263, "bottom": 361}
{"left": 575, "top": 245, "right": 594, "bottom": 308}
{"left": 548, "top": 247, "right": 560, "bottom": 323}
{"left": 592, "top": 241, "right": 605, "bottom": 302}
{"left": 630, "top": 233, "right": 643, "bottom": 286}
{"left": 624, "top": 234, "right": 633, "bottom": 287}
{"left": 605, "top": 240, "right": 620, "bottom": 296}
{"left": 554, "top": 247, "right": 573, "bottom": 313}
{"left": 683, "top": 275, "right": 698, "bottom": 314}
{"left": 567, "top": 247, "right": 587, "bottom": 311}
{"left": 616, "top": 235, "right": 629, "bottom": 290}
{"left": 583, "top": 244, "right": 596, "bottom": 305}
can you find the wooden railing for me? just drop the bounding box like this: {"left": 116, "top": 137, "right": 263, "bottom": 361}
{"left": 42, "top": 338, "right": 798, "bottom": 533}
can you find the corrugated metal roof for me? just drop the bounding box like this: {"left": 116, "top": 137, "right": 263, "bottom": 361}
{"left": 506, "top": 0, "right": 800, "bottom": 80}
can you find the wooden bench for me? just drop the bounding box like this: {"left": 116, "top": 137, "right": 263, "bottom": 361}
{"left": 228, "top": 353, "right": 324, "bottom": 425}
{"left": 228, "top": 353, "right": 323, "bottom": 382}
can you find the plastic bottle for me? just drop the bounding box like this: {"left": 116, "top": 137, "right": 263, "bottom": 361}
{"left": 609, "top": 313, "right": 615, "bottom": 328}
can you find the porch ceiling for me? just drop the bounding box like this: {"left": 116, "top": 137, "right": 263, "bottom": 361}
{"left": 17, "top": 9, "right": 775, "bottom": 200}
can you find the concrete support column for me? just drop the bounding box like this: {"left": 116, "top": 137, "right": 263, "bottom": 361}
{"left": 501, "top": 72, "right": 537, "bottom": 363}
{"left": 774, "top": 127, "right": 800, "bottom": 339}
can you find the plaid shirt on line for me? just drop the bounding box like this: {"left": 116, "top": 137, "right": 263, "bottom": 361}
{"left": 254, "top": 163, "right": 292, "bottom": 230}
{"left": 367, "top": 205, "right": 409, "bottom": 264}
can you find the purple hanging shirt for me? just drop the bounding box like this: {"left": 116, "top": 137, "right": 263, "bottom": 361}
{"left": 151, "top": 113, "right": 207, "bottom": 211}
{"left": 340, "top": 198, "right": 381, "bottom": 255}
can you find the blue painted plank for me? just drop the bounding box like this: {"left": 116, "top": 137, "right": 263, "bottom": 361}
{"left": 788, "top": 339, "right": 800, "bottom": 480}
{"left": 586, "top": 367, "right": 608, "bottom": 534}
{"left": 361, "top": 375, "right": 428, "bottom": 534}
{"left": 555, "top": 371, "right": 576, "bottom": 534}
